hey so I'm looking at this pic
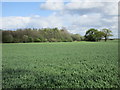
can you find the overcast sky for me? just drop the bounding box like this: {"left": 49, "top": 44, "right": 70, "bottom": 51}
{"left": 1, "top": 0, "right": 119, "bottom": 38}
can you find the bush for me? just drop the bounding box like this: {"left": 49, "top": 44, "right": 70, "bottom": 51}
{"left": 2, "top": 34, "right": 14, "bottom": 43}
{"left": 71, "top": 34, "right": 81, "bottom": 41}
{"left": 34, "top": 38, "right": 41, "bottom": 42}
{"left": 49, "top": 38, "right": 57, "bottom": 42}
{"left": 23, "top": 35, "right": 29, "bottom": 43}
{"left": 28, "top": 37, "right": 33, "bottom": 42}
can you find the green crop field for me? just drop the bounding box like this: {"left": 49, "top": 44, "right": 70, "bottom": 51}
{"left": 2, "top": 40, "right": 120, "bottom": 88}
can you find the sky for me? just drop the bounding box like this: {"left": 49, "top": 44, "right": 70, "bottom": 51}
{"left": 1, "top": 0, "right": 119, "bottom": 38}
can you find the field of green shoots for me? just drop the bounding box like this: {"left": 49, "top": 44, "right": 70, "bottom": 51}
{"left": 2, "top": 40, "right": 120, "bottom": 88}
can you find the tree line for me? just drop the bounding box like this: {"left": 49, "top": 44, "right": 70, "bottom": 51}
{"left": 1, "top": 28, "right": 112, "bottom": 43}
{"left": 2, "top": 28, "right": 83, "bottom": 43}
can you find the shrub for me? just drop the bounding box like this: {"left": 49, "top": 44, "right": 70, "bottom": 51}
{"left": 34, "top": 38, "right": 41, "bottom": 42}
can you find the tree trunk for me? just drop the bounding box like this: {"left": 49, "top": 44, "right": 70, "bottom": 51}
{"left": 105, "top": 36, "right": 107, "bottom": 42}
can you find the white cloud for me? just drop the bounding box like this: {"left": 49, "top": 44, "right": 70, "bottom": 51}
{"left": 103, "top": 2, "right": 118, "bottom": 15}
{"left": 1, "top": 14, "right": 64, "bottom": 30}
{"left": 1, "top": 16, "right": 30, "bottom": 29}
{"left": 73, "top": 13, "right": 102, "bottom": 25}
{"left": 102, "top": 16, "right": 118, "bottom": 24}
{"left": 40, "top": 0, "right": 64, "bottom": 10}
{"left": 40, "top": 1, "right": 104, "bottom": 10}
{"left": 65, "top": 2, "right": 104, "bottom": 10}
{"left": 28, "top": 14, "right": 63, "bottom": 28}
{"left": 40, "top": 1, "right": 118, "bottom": 16}
{"left": 68, "top": 0, "right": 119, "bottom": 2}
